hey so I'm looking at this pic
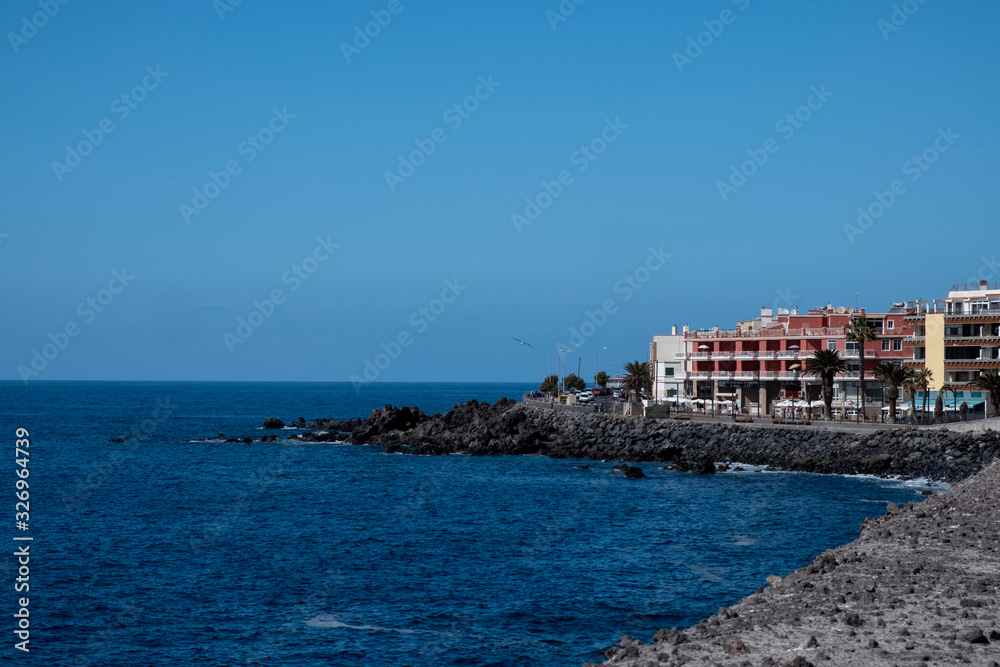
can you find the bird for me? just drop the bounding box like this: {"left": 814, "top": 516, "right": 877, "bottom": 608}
{"left": 511, "top": 337, "right": 534, "bottom": 348}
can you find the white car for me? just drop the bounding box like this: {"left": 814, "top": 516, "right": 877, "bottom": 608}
{"left": 578, "top": 390, "right": 594, "bottom": 403}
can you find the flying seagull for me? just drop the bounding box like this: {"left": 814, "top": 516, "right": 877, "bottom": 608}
{"left": 511, "top": 337, "right": 534, "bottom": 348}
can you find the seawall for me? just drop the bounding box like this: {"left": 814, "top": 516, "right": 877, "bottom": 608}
{"left": 293, "top": 399, "right": 1000, "bottom": 483}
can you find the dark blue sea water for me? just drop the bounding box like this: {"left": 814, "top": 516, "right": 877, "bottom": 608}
{"left": 1, "top": 381, "right": 934, "bottom": 666}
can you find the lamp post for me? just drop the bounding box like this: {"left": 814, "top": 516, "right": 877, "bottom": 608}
{"left": 789, "top": 362, "right": 802, "bottom": 420}
{"left": 596, "top": 346, "right": 607, "bottom": 377}
{"left": 698, "top": 344, "right": 712, "bottom": 418}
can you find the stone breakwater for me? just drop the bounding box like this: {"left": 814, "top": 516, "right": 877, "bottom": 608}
{"left": 284, "top": 399, "right": 1000, "bottom": 483}
{"left": 597, "top": 459, "right": 1000, "bottom": 667}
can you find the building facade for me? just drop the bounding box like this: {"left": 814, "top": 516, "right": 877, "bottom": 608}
{"left": 651, "top": 304, "right": 913, "bottom": 416}
{"left": 903, "top": 280, "right": 1000, "bottom": 415}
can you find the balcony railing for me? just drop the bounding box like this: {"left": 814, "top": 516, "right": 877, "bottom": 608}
{"left": 735, "top": 351, "right": 757, "bottom": 359}
{"left": 674, "top": 352, "right": 688, "bottom": 360}
{"left": 758, "top": 351, "right": 777, "bottom": 359}
{"left": 844, "top": 350, "right": 877, "bottom": 358}
{"left": 711, "top": 352, "right": 735, "bottom": 360}
{"left": 690, "top": 353, "right": 709, "bottom": 360}
{"left": 688, "top": 327, "right": 847, "bottom": 339}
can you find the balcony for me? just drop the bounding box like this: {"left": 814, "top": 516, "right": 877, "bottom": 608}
{"left": 712, "top": 371, "right": 735, "bottom": 380}
{"left": 733, "top": 372, "right": 756, "bottom": 380}
{"left": 690, "top": 353, "right": 709, "bottom": 360}
{"left": 673, "top": 352, "right": 688, "bottom": 360}
{"left": 689, "top": 371, "right": 709, "bottom": 378}
{"left": 759, "top": 371, "right": 778, "bottom": 379}
{"left": 735, "top": 351, "right": 758, "bottom": 359}
{"left": 758, "top": 351, "right": 777, "bottom": 359}
{"left": 777, "top": 351, "right": 798, "bottom": 359}
{"left": 844, "top": 350, "right": 877, "bottom": 358}
{"left": 711, "top": 352, "right": 735, "bottom": 360}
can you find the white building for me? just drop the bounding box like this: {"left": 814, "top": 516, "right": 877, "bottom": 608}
{"left": 650, "top": 325, "right": 688, "bottom": 403}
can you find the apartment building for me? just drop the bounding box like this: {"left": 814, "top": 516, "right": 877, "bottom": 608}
{"left": 651, "top": 304, "right": 913, "bottom": 416}
{"left": 903, "top": 280, "right": 1000, "bottom": 414}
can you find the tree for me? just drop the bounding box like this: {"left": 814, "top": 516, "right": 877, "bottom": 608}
{"left": 539, "top": 374, "right": 559, "bottom": 397}
{"left": 902, "top": 373, "right": 920, "bottom": 424}
{"left": 973, "top": 369, "right": 1000, "bottom": 418}
{"left": 563, "top": 373, "right": 586, "bottom": 391}
{"left": 844, "top": 316, "right": 878, "bottom": 421}
{"left": 594, "top": 371, "right": 609, "bottom": 387}
{"left": 621, "top": 361, "right": 652, "bottom": 409}
{"left": 934, "top": 392, "right": 944, "bottom": 423}
{"left": 806, "top": 349, "right": 845, "bottom": 420}
{"left": 909, "top": 368, "right": 933, "bottom": 424}
{"left": 873, "top": 362, "right": 911, "bottom": 424}
{"left": 939, "top": 383, "right": 958, "bottom": 422}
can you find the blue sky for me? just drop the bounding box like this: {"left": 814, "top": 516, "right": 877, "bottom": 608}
{"left": 2, "top": 0, "right": 998, "bottom": 383}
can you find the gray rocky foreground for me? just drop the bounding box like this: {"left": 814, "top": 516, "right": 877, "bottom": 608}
{"left": 596, "top": 459, "right": 1000, "bottom": 667}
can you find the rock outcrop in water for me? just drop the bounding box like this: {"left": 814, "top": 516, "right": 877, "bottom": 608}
{"left": 292, "top": 399, "right": 1000, "bottom": 483}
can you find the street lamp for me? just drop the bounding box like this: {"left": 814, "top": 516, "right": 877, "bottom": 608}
{"left": 596, "top": 346, "right": 607, "bottom": 376}
{"left": 698, "top": 344, "right": 712, "bottom": 417}
{"left": 789, "top": 362, "right": 802, "bottom": 420}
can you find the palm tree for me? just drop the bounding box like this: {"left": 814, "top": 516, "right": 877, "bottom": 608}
{"left": 939, "top": 383, "right": 958, "bottom": 423}
{"left": 873, "top": 362, "right": 911, "bottom": 424}
{"left": 973, "top": 370, "right": 1000, "bottom": 418}
{"left": 910, "top": 368, "right": 933, "bottom": 424}
{"left": 621, "top": 361, "right": 652, "bottom": 413}
{"left": 903, "top": 373, "right": 920, "bottom": 424}
{"left": 806, "top": 349, "right": 846, "bottom": 420}
{"left": 844, "top": 316, "right": 878, "bottom": 422}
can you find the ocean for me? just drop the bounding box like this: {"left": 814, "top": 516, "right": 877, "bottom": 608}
{"left": 1, "top": 381, "right": 932, "bottom": 666}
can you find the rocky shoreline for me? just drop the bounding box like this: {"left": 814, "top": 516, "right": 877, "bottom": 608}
{"left": 254, "top": 398, "right": 1000, "bottom": 666}
{"left": 597, "top": 459, "right": 1000, "bottom": 667}
{"left": 275, "top": 398, "right": 999, "bottom": 483}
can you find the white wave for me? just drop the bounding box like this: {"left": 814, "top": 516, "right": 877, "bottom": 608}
{"left": 304, "top": 615, "right": 416, "bottom": 634}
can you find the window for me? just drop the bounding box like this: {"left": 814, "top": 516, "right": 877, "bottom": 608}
{"left": 893, "top": 339, "right": 902, "bottom": 351}
{"left": 882, "top": 339, "right": 891, "bottom": 351}
{"left": 827, "top": 340, "right": 837, "bottom": 351}
{"left": 664, "top": 367, "right": 675, "bottom": 377}
{"left": 887, "top": 320, "right": 895, "bottom": 330}
{"left": 846, "top": 341, "right": 859, "bottom": 352}
{"left": 972, "top": 391, "right": 983, "bottom": 399}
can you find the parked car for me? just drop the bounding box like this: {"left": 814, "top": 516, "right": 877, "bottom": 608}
{"left": 592, "top": 388, "right": 611, "bottom": 396}
{"left": 578, "top": 390, "right": 594, "bottom": 404}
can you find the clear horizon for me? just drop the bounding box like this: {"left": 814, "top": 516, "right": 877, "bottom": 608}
{"left": 3, "top": 1, "right": 998, "bottom": 383}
